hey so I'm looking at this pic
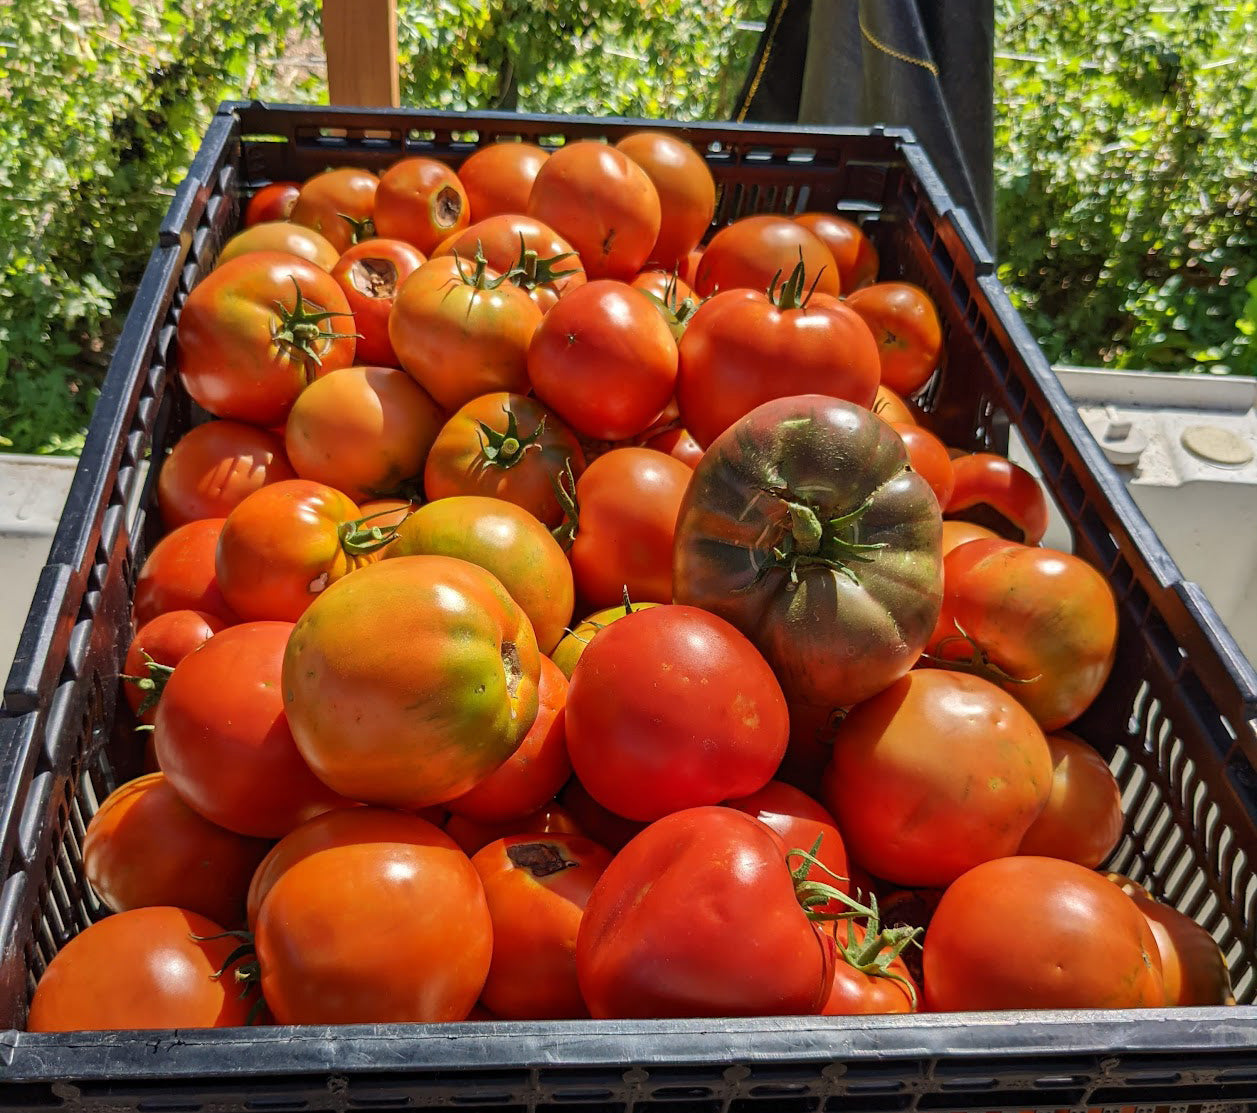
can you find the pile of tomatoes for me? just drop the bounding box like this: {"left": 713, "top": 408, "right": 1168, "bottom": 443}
{"left": 26, "top": 131, "right": 1234, "bottom": 1034}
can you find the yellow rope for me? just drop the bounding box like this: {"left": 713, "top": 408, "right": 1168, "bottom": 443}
{"left": 858, "top": 10, "right": 940, "bottom": 77}
{"left": 736, "top": 0, "right": 792, "bottom": 122}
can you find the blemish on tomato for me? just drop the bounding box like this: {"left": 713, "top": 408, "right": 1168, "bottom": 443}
{"left": 307, "top": 571, "right": 330, "bottom": 593}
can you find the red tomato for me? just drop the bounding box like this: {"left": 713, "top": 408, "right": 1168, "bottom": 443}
{"left": 290, "top": 167, "right": 379, "bottom": 253}
{"left": 177, "top": 252, "right": 357, "bottom": 426}
{"left": 123, "top": 609, "right": 226, "bottom": 725}
{"left": 822, "top": 670, "right": 1052, "bottom": 887}
{"left": 845, "top": 283, "right": 943, "bottom": 397}
{"left": 473, "top": 834, "right": 613, "bottom": 1019}
{"left": 614, "top": 131, "right": 715, "bottom": 268}
{"left": 83, "top": 772, "right": 269, "bottom": 927}
{"left": 284, "top": 366, "right": 444, "bottom": 502}
{"left": 890, "top": 422, "right": 955, "bottom": 508}
{"left": 423, "top": 393, "right": 586, "bottom": 528}
{"left": 927, "top": 538, "right": 1119, "bottom": 730}
{"left": 390, "top": 254, "right": 541, "bottom": 411}
{"left": 821, "top": 919, "right": 918, "bottom": 1015}
{"left": 433, "top": 214, "right": 586, "bottom": 313}
{"left": 1017, "top": 732, "right": 1124, "bottom": 867}
{"left": 793, "top": 212, "right": 879, "bottom": 291}
{"left": 446, "top": 657, "right": 571, "bottom": 823}
{"left": 157, "top": 420, "right": 296, "bottom": 529}
{"left": 282, "top": 556, "right": 541, "bottom": 809}
{"left": 330, "top": 239, "right": 427, "bottom": 366}
{"left": 550, "top": 600, "right": 663, "bottom": 680}
{"left": 694, "top": 215, "right": 839, "bottom": 299}
{"left": 923, "top": 856, "right": 1164, "bottom": 1010}
{"left": 631, "top": 269, "right": 697, "bottom": 305}
{"left": 527, "top": 280, "right": 678, "bottom": 442}
{"left": 1131, "top": 895, "right": 1233, "bottom": 1006}
{"left": 444, "top": 803, "right": 583, "bottom": 857}
{"left": 246, "top": 806, "right": 460, "bottom": 930}
{"left": 28, "top": 907, "right": 257, "bottom": 1032}
{"left": 527, "top": 141, "right": 661, "bottom": 280}
{"left": 678, "top": 247, "right": 703, "bottom": 287}
{"left": 568, "top": 447, "right": 692, "bottom": 609}
{"left": 218, "top": 222, "right": 340, "bottom": 271}
{"left": 374, "top": 157, "right": 470, "bottom": 254}
{"left": 245, "top": 181, "right": 300, "bottom": 226}
{"left": 677, "top": 277, "right": 880, "bottom": 448}
{"left": 725, "top": 781, "right": 850, "bottom": 900}
{"left": 256, "top": 841, "right": 492, "bottom": 1023}
{"left": 215, "top": 479, "right": 373, "bottom": 623}
{"left": 458, "top": 141, "right": 549, "bottom": 221}
{"left": 577, "top": 807, "right": 835, "bottom": 1018}
{"left": 155, "top": 621, "right": 347, "bottom": 837}
{"left": 940, "top": 519, "right": 1000, "bottom": 555}
{"left": 567, "top": 605, "right": 788, "bottom": 821}
{"left": 645, "top": 425, "right": 703, "bottom": 468}
{"left": 133, "top": 518, "right": 237, "bottom": 628}
{"left": 946, "top": 452, "right": 1050, "bottom": 544}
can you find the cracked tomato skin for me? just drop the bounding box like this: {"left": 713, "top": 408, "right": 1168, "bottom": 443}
{"left": 374, "top": 157, "right": 470, "bottom": 254}
{"left": 176, "top": 252, "right": 356, "bottom": 426}
{"left": 282, "top": 555, "right": 541, "bottom": 810}
{"left": 330, "top": 239, "right": 428, "bottom": 366}
{"left": 673, "top": 395, "right": 943, "bottom": 712}
{"left": 576, "top": 806, "right": 835, "bottom": 1019}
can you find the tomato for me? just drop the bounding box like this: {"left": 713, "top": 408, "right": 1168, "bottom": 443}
{"left": 821, "top": 919, "right": 919, "bottom": 1015}
{"left": 390, "top": 254, "right": 541, "bottom": 411}
{"left": 614, "top": 131, "right": 715, "bottom": 268}
{"left": 871, "top": 383, "right": 921, "bottom": 426}
{"left": 215, "top": 479, "right": 379, "bottom": 623}
{"left": 177, "top": 252, "right": 357, "bottom": 426}
{"left": 558, "top": 778, "right": 646, "bottom": 852}
{"left": 570, "top": 447, "right": 692, "bottom": 609}
{"left": 83, "top": 772, "right": 269, "bottom": 927}
{"left": 923, "top": 856, "right": 1164, "bottom": 1010}
{"left": 283, "top": 555, "right": 541, "bottom": 808}
{"left": 389, "top": 496, "right": 574, "bottom": 654}
{"left": 927, "top": 538, "right": 1119, "bottom": 730}
{"left": 694, "top": 215, "right": 839, "bottom": 299}
{"left": 645, "top": 425, "right": 703, "bottom": 468}
{"left": 352, "top": 497, "right": 416, "bottom": 558}
{"left": 940, "top": 519, "right": 1000, "bottom": 555}
{"left": 446, "top": 657, "right": 571, "bottom": 823}
{"left": 444, "top": 802, "right": 583, "bottom": 857}
{"left": 793, "top": 212, "right": 879, "bottom": 291}
{"left": 844, "top": 283, "right": 943, "bottom": 397}
{"left": 1016, "top": 732, "right": 1124, "bottom": 867}
{"left": 946, "top": 452, "right": 1050, "bottom": 544}
{"left": 123, "top": 609, "right": 226, "bottom": 725}
{"left": 577, "top": 806, "right": 835, "bottom": 1018}
{"left": 678, "top": 247, "right": 703, "bottom": 287}
{"left": 434, "top": 214, "right": 586, "bottom": 313}
{"left": 631, "top": 269, "right": 696, "bottom": 305}
{"left": 550, "top": 600, "right": 662, "bottom": 678}
{"left": 726, "top": 781, "right": 850, "bottom": 900}
{"left": 156, "top": 621, "right": 346, "bottom": 837}
{"left": 677, "top": 269, "right": 880, "bottom": 448}
{"left": 245, "top": 181, "right": 301, "bottom": 226}
{"left": 28, "top": 907, "right": 256, "bottom": 1032}
{"left": 1131, "top": 895, "right": 1233, "bottom": 1006}
{"left": 133, "top": 518, "right": 238, "bottom": 628}
{"left": 473, "top": 834, "right": 612, "bottom": 1019}
{"left": 1104, "top": 872, "right": 1153, "bottom": 900}
{"left": 284, "top": 366, "right": 444, "bottom": 502}
{"left": 218, "top": 221, "right": 340, "bottom": 271}
{"left": 157, "top": 420, "right": 295, "bottom": 529}
{"left": 290, "top": 166, "right": 379, "bottom": 253}
{"left": 527, "top": 280, "right": 678, "bottom": 441}
{"left": 374, "top": 157, "right": 469, "bottom": 253}
{"left": 255, "top": 840, "right": 491, "bottom": 1023}
{"left": 567, "top": 605, "right": 787, "bottom": 822}
{"left": 890, "top": 422, "right": 954, "bottom": 508}
{"left": 246, "top": 806, "right": 460, "bottom": 930}
{"left": 673, "top": 395, "right": 943, "bottom": 711}
{"left": 330, "top": 239, "right": 427, "bottom": 366}
{"left": 457, "top": 141, "right": 549, "bottom": 220}
{"left": 821, "top": 670, "right": 1052, "bottom": 887}
{"left": 423, "top": 392, "right": 585, "bottom": 528}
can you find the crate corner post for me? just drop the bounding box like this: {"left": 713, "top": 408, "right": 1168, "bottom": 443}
{"left": 321, "top": 0, "right": 400, "bottom": 108}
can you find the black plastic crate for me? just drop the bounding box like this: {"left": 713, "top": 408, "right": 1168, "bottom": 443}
{"left": 1, "top": 101, "right": 1256, "bottom": 1113}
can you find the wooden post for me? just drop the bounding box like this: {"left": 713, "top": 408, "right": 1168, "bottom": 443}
{"left": 321, "top": 0, "right": 400, "bottom": 107}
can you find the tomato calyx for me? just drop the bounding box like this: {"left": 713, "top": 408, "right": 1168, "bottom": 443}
{"left": 550, "top": 458, "right": 580, "bottom": 550}
{"left": 451, "top": 245, "right": 516, "bottom": 291}
{"left": 507, "top": 233, "right": 579, "bottom": 294}
{"left": 121, "top": 650, "right": 175, "bottom": 718}
{"left": 272, "top": 277, "right": 360, "bottom": 374}
{"left": 920, "top": 620, "right": 1042, "bottom": 687}
{"left": 338, "top": 212, "right": 377, "bottom": 244}
{"left": 768, "top": 256, "right": 828, "bottom": 312}
{"left": 476, "top": 407, "right": 547, "bottom": 470}
{"left": 337, "top": 508, "right": 409, "bottom": 558}
{"left": 639, "top": 269, "right": 702, "bottom": 336}
{"left": 748, "top": 492, "right": 888, "bottom": 589}
{"left": 189, "top": 928, "right": 268, "bottom": 1025}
